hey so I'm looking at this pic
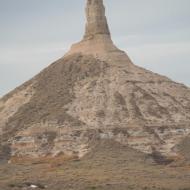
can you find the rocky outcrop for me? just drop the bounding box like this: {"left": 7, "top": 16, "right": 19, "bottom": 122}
{"left": 66, "top": 0, "right": 124, "bottom": 60}
{"left": 84, "top": 0, "right": 110, "bottom": 39}
{"left": 1, "top": 54, "right": 189, "bottom": 160}
{"left": 0, "top": 0, "right": 190, "bottom": 162}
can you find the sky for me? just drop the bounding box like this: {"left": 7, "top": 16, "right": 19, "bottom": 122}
{"left": 0, "top": 0, "right": 190, "bottom": 97}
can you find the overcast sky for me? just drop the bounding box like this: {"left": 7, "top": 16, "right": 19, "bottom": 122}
{"left": 0, "top": 0, "right": 190, "bottom": 97}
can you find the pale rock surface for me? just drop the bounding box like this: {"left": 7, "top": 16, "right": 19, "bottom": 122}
{"left": 66, "top": 0, "right": 129, "bottom": 63}
{"left": 0, "top": 83, "right": 35, "bottom": 135}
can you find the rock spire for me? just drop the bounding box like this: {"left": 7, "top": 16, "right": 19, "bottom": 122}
{"left": 84, "top": 0, "right": 111, "bottom": 39}
{"left": 66, "top": 0, "right": 122, "bottom": 57}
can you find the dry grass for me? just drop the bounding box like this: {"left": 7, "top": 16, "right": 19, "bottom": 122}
{"left": 1, "top": 140, "right": 190, "bottom": 190}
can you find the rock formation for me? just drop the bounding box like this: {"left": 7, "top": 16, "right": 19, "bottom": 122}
{"left": 66, "top": 0, "right": 123, "bottom": 59}
{"left": 0, "top": 0, "right": 190, "bottom": 164}
{"left": 84, "top": 0, "right": 110, "bottom": 39}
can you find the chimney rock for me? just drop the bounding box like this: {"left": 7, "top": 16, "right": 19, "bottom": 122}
{"left": 84, "top": 0, "right": 111, "bottom": 39}
{"left": 66, "top": 0, "right": 129, "bottom": 63}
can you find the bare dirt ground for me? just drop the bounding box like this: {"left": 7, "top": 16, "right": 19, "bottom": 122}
{"left": 0, "top": 140, "right": 190, "bottom": 190}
